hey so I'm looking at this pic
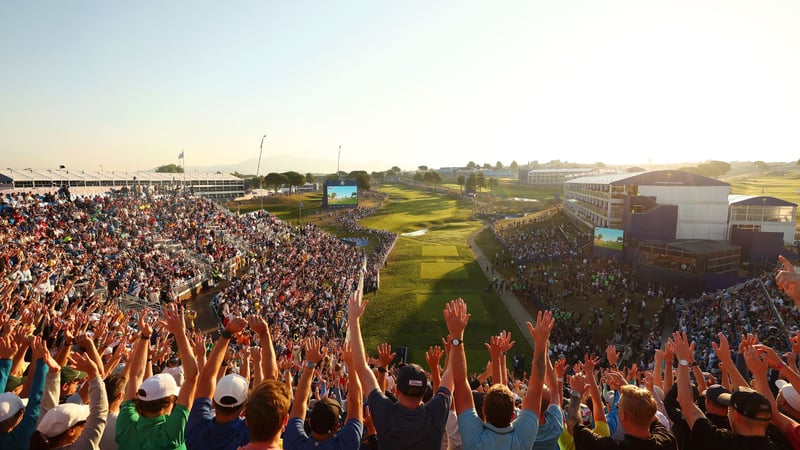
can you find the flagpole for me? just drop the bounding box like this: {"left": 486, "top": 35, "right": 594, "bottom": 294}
{"left": 181, "top": 149, "right": 185, "bottom": 192}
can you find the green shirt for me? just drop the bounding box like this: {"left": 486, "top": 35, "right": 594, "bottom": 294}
{"left": 116, "top": 400, "right": 190, "bottom": 450}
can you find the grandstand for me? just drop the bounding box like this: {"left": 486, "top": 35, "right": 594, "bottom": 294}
{"left": 0, "top": 167, "right": 244, "bottom": 200}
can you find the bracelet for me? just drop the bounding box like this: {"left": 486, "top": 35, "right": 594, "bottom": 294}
{"left": 140, "top": 334, "right": 151, "bottom": 340}
{"left": 378, "top": 366, "right": 387, "bottom": 374}
{"left": 221, "top": 330, "right": 233, "bottom": 339}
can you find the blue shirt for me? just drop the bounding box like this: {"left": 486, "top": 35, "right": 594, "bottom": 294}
{"left": 0, "top": 360, "right": 47, "bottom": 450}
{"left": 186, "top": 397, "right": 250, "bottom": 450}
{"left": 532, "top": 404, "right": 563, "bottom": 450}
{"left": 457, "top": 407, "right": 539, "bottom": 450}
{"left": 283, "top": 417, "right": 363, "bottom": 450}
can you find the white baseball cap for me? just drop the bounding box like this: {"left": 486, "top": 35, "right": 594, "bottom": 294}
{"left": 776, "top": 379, "right": 800, "bottom": 411}
{"left": 37, "top": 403, "right": 90, "bottom": 437}
{"left": 0, "top": 393, "right": 24, "bottom": 422}
{"left": 213, "top": 374, "right": 248, "bottom": 407}
{"left": 137, "top": 373, "right": 179, "bottom": 401}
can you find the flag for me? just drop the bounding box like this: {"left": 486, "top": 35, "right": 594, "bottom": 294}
{"left": 178, "top": 151, "right": 184, "bottom": 159}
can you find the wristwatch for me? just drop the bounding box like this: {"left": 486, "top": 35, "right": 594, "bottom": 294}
{"left": 450, "top": 338, "right": 463, "bottom": 347}
{"left": 690, "top": 361, "right": 699, "bottom": 367}
{"left": 306, "top": 361, "right": 317, "bottom": 369}
{"left": 678, "top": 359, "right": 690, "bottom": 367}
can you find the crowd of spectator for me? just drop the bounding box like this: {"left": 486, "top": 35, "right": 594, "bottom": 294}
{"left": 6, "top": 186, "right": 800, "bottom": 449}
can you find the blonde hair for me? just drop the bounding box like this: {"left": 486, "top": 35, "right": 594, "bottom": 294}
{"left": 619, "top": 384, "right": 657, "bottom": 427}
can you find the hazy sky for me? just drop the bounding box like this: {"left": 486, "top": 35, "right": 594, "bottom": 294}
{"left": 2, "top": 1, "right": 800, "bottom": 174}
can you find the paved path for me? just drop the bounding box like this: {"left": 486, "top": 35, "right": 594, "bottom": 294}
{"left": 468, "top": 225, "right": 536, "bottom": 348}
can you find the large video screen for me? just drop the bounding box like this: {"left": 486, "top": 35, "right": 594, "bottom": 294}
{"left": 323, "top": 180, "right": 358, "bottom": 208}
{"left": 593, "top": 227, "right": 624, "bottom": 251}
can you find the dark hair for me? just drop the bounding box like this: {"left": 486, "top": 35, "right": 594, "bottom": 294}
{"left": 0, "top": 409, "right": 24, "bottom": 433}
{"left": 133, "top": 396, "right": 176, "bottom": 416}
{"left": 105, "top": 374, "right": 126, "bottom": 403}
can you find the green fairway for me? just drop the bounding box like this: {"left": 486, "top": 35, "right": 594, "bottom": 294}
{"left": 358, "top": 185, "right": 531, "bottom": 373}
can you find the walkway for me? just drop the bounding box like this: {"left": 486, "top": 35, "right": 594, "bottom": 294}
{"left": 468, "top": 225, "right": 536, "bottom": 348}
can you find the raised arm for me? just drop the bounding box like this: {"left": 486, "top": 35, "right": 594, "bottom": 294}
{"left": 124, "top": 312, "right": 153, "bottom": 401}
{"left": 248, "top": 314, "right": 278, "bottom": 380}
{"left": 290, "top": 337, "right": 327, "bottom": 419}
{"left": 712, "top": 332, "right": 748, "bottom": 388}
{"left": 196, "top": 317, "right": 247, "bottom": 400}
{"left": 161, "top": 304, "right": 198, "bottom": 408}
{"left": 444, "top": 298, "right": 473, "bottom": 415}
{"left": 347, "top": 284, "right": 380, "bottom": 396}
{"left": 425, "top": 345, "right": 444, "bottom": 391}
{"left": 523, "top": 310, "right": 554, "bottom": 413}
{"left": 673, "top": 331, "right": 705, "bottom": 429}
{"left": 376, "top": 342, "right": 395, "bottom": 392}
{"left": 342, "top": 342, "right": 363, "bottom": 424}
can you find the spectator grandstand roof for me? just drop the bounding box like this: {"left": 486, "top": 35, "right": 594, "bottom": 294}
{"left": 567, "top": 169, "right": 730, "bottom": 187}
{"left": 0, "top": 168, "right": 241, "bottom": 184}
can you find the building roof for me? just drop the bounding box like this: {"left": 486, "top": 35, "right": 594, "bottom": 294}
{"left": 641, "top": 239, "right": 741, "bottom": 255}
{"left": 527, "top": 168, "right": 596, "bottom": 174}
{"left": 728, "top": 195, "right": 797, "bottom": 207}
{"left": 0, "top": 168, "right": 242, "bottom": 183}
{"left": 567, "top": 169, "right": 730, "bottom": 187}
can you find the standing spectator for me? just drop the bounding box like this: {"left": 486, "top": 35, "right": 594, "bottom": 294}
{"left": 116, "top": 305, "right": 198, "bottom": 450}
{"left": 284, "top": 338, "right": 363, "bottom": 450}
{"left": 186, "top": 317, "right": 250, "bottom": 450}
{"left": 348, "top": 280, "right": 453, "bottom": 450}
{"left": 239, "top": 380, "right": 291, "bottom": 450}
{"left": 446, "top": 298, "right": 552, "bottom": 450}
{"left": 29, "top": 353, "right": 107, "bottom": 450}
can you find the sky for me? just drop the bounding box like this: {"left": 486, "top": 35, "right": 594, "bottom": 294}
{"left": 2, "top": 1, "right": 800, "bottom": 175}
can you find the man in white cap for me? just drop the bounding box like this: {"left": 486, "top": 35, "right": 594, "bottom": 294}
{"left": 186, "top": 317, "right": 251, "bottom": 450}
{"left": 29, "top": 353, "right": 107, "bottom": 449}
{"left": 116, "top": 305, "right": 198, "bottom": 450}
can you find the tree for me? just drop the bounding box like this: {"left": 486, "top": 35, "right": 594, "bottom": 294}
{"left": 156, "top": 164, "right": 184, "bottom": 173}
{"left": 488, "top": 177, "right": 499, "bottom": 191}
{"left": 482, "top": 163, "right": 492, "bottom": 169}
{"left": 423, "top": 170, "right": 441, "bottom": 186}
{"left": 495, "top": 161, "right": 504, "bottom": 169}
{"left": 753, "top": 161, "right": 769, "bottom": 173}
{"left": 466, "top": 173, "right": 477, "bottom": 193}
{"left": 282, "top": 171, "right": 305, "bottom": 190}
{"left": 466, "top": 161, "right": 477, "bottom": 169}
{"left": 696, "top": 160, "right": 731, "bottom": 179}
{"left": 264, "top": 172, "right": 288, "bottom": 191}
{"left": 510, "top": 160, "right": 518, "bottom": 170}
{"left": 594, "top": 162, "right": 606, "bottom": 168}
{"left": 305, "top": 173, "right": 316, "bottom": 183}
{"left": 391, "top": 166, "right": 402, "bottom": 174}
{"left": 413, "top": 172, "right": 423, "bottom": 184}
{"left": 456, "top": 175, "right": 466, "bottom": 195}
{"left": 418, "top": 165, "right": 428, "bottom": 172}
{"left": 371, "top": 171, "right": 385, "bottom": 183}
{"left": 476, "top": 172, "right": 487, "bottom": 192}
{"left": 349, "top": 170, "right": 371, "bottom": 191}
{"left": 325, "top": 173, "right": 339, "bottom": 181}
{"left": 626, "top": 166, "right": 645, "bottom": 172}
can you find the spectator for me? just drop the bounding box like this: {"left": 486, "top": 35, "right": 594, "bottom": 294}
{"left": 239, "top": 380, "right": 292, "bottom": 450}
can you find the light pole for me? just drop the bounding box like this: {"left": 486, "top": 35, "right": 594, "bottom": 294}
{"left": 257, "top": 133, "right": 266, "bottom": 210}
{"left": 337, "top": 145, "right": 341, "bottom": 179}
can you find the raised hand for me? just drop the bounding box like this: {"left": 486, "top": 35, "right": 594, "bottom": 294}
{"left": 485, "top": 335, "right": 504, "bottom": 362}
{"left": 606, "top": 345, "right": 620, "bottom": 367}
{"left": 776, "top": 255, "right": 800, "bottom": 304}
{"left": 0, "top": 335, "right": 19, "bottom": 360}
{"left": 348, "top": 284, "right": 368, "bottom": 321}
{"left": 160, "top": 303, "right": 186, "bottom": 337}
{"left": 499, "top": 330, "right": 515, "bottom": 353}
{"left": 555, "top": 358, "right": 568, "bottom": 380}
{"left": 671, "top": 331, "right": 694, "bottom": 362}
{"left": 526, "top": 310, "right": 554, "bottom": 345}
{"left": 378, "top": 342, "right": 396, "bottom": 368}
{"left": 443, "top": 298, "right": 470, "bottom": 338}
{"left": 247, "top": 315, "right": 269, "bottom": 337}
{"left": 70, "top": 352, "right": 101, "bottom": 379}
{"left": 712, "top": 332, "right": 732, "bottom": 361}
{"left": 425, "top": 345, "right": 443, "bottom": 370}
{"left": 743, "top": 347, "right": 769, "bottom": 377}
{"left": 583, "top": 353, "right": 600, "bottom": 375}
{"left": 569, "top": 372, "right": 588, "bottom": 396}
{"left": 304, "top": 337, "right": 327, "bottom": 365}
